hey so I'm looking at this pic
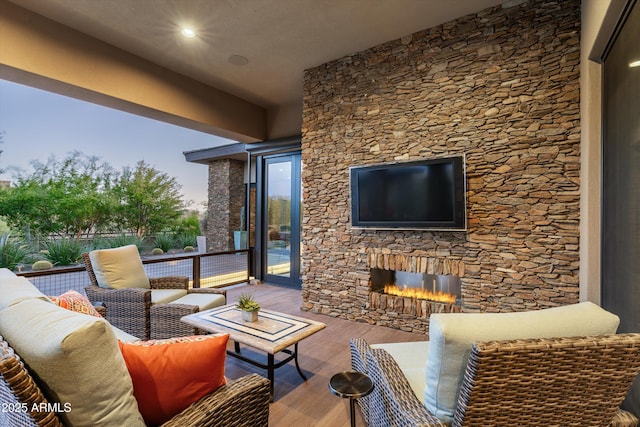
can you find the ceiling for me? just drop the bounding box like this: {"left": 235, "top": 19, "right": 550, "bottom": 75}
{"left": 9, "top": 0, "right": 506, "bottom": 114}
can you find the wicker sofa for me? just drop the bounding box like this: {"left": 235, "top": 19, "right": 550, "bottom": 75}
{"left": 0, "top": 268, "right": 270, "bottom": 427}
{"left": 351, "top": 303, "right": 640, "bottom": 427}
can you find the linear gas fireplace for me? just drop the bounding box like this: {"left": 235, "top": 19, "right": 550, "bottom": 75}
{"left": 365, "top": 252, "right": 464, "bottom": 319}
{"left": 370, "top": 268, "right": 462, "bottom": 305}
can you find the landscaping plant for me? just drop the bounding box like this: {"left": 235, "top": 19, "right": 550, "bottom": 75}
{"left": 106, "top": 234, "right": 144, "bottom": 252}
{"left": 153, "top": 233, "right": 174, "bottom": 253}
{"left": 0, "top": 233, "right": 28, "bottom": 271}
{"left": 174, "top": 233, "right": 197, "bottom": 249}
{"left": 44, "top": 238, "right": 85, "bottom": 266}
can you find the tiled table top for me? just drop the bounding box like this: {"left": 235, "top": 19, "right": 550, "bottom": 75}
{"left": 181, "top": 305, "right": 326, "bottom": 353}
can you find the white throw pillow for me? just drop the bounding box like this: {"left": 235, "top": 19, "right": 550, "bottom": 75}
{"left": 423, "top": 302, "right": 620, "bottom": 424}
{"left": 88, "top": 245, "right": 150, "bottom": 289}
{"left": 0, "top": 298, "right": 145, "bottom": 426}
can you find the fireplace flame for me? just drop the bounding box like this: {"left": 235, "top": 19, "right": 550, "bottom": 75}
{"left": 383, "top": 284, "right": 458, "bottom": 304}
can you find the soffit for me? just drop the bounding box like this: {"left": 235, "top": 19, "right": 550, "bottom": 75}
{"left": 9, "top": 0, "right": 506, "bottom": 110}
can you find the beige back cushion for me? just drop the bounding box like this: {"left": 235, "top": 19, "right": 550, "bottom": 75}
{"left": 0, "top": 274, "right": 52, "bottom": 310}
{"left": 0, "top": 298, "right": 145, "bottom": 427}
{"left": 0, "top": 267, "right": 17, "bottom": 278}
{"left": 89, "top": 245, "right": 150, "bottom": 289}
{"left": 423, "top": 302, "right": 620, "bottom": 424}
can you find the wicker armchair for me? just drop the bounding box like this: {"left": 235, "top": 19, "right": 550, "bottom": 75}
{"left": 351, "top": 334, "right": 640, "bottom": 427}
{"left": 0, "top": 335, "right": 270, "bottom": 427}
{"left": 83, "top": 252, "right": 227, "bottom": 340}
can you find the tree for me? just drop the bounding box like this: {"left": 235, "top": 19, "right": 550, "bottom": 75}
{"left": 0, "top": 176, "right": 58, "bottom": 237}
{"left": 113, "top": 161, "right": 184, "bottom": 237}
{"left": 0, "top": 153, "right": 187, "bottom": 240}
{"left": 47, "top": 153, "right": 117, "bottom": 239}
{"left": 0, "top": 152, "right": 116, "bottom": 239}
{"left": 172, "top": 211, "right": 203, "bottom": 236}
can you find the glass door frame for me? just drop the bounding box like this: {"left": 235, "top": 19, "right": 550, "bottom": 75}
{"left": 255, "top": 151, "right": 302, "bottom": 287}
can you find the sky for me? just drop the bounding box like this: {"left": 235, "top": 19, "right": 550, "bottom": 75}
{"left": 0, "top": 79, "right": 234, "bottom": 210}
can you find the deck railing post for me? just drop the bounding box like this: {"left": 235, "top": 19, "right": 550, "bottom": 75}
{"left": 247, "top": 249, "right": 252, "bottom": 281}
{"left": 192, "top": 254, "right": 201, "bottom": 288}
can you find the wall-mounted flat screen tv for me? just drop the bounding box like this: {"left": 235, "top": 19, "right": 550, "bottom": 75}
{"left": 350, "top": 156, "right": 466, "bottom": 230}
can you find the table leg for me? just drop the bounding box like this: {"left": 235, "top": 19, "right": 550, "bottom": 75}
{"left": 268, "top": 353, "right": 275, "bottom": 402}
{"left": 234, "top": 341, "right": 241, "bottom": 354}
{"left": 293, "top": 342, "right": 308, "bottom": 380}
{"left": 349, "top": 397, "right": 356, "bottom": 427}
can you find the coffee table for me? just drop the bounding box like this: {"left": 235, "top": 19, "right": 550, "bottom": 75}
{"left": 181, "top": 304, "right": 326, "bottom": 400}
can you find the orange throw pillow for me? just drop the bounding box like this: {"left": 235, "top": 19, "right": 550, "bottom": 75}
{"left": 118, "top": 334, "right": 229, "bottom": 426}
{"left": 48, "top": 290, "right": 103, "bottom": 317}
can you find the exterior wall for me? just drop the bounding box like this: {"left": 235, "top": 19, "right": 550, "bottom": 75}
{"left": 207, "top": 159, "right": 245, "bottom": 251}
{"left": 301, "top": 0, "right": 581, "bottom": 333}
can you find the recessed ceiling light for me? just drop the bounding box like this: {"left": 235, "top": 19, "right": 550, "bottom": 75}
{"left": 228, "top": 55, "right": 249, "bottom": 66}
{"left": 629, "top": 60, "right": 640, "bottom": 68}
{"left": 181, "top": 28, "right": 196, "bottom": 39}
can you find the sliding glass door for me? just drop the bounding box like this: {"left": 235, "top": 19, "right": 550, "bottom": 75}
{"left": 601, "top": 0, "right": 639, "bottom": 414}
{"left": 263, "top": 153, "right": 301, "bottom": 287}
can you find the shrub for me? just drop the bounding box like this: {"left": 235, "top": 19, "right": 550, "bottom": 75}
{"left": 24, "top": 251, "right": 46, "bottom": 265}
{"left": 0, "top": 217, "right": 10, "bottom": 235}
{"left": 175, "top": 233, "right": 196, "bottom": 249}
{"left": 106, "top": 234, "right": 144, "bottom": 252}
{"left": 0, "top": 233, "right": 28, "bottom": 271}
{"left": 151, "top": 248, "right": 164, "bottom": 255}
{"left": 86, "top": 236, "right": 111, "bottom": 251}
{"left": 32, "top": 260, "right": 53, "bottom": 271}
{"left": 172, "top": 214, "right": 202, "bottom": 236}
{"left": 45, "top": 238, "right": 85, "bottom": 266}
{"left": 153, "top": 233, "right": 174, "bottom": 252}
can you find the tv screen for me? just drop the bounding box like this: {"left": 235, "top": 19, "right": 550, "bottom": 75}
{"left": 350, "top": 156, "right": 466, "bottom": 230}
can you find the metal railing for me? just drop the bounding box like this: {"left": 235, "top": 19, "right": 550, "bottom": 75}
{"left": 17, "top": 249, "right": 251, "bottom": 297}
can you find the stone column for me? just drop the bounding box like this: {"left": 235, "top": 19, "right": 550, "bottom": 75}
{"left": 207, "top": 159, "right": 245, "bottom": 251}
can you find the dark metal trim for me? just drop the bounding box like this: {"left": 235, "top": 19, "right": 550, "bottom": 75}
{"left": 246, "top": 135, "right": 301, "bottom": 156}
{"left": 183, "top": 143, "right": 248, "bottom": 164}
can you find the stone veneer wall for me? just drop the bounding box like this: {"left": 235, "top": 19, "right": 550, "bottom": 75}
{"left": 207, "top": 159, "right": 245, "bottom": 251}
{"left": 301, "top": 0, "right": 581, "bottom": 333}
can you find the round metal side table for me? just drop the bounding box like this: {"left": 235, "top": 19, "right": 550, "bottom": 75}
{"left": 329, "top": 371, "right": 374, "bottom": 427}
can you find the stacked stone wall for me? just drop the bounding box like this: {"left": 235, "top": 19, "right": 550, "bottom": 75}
{"left": 207, "top": 159, "right": 245, "bottom": 251}
{"left": 301, "top": 0, "right": 581, "bottom": 333}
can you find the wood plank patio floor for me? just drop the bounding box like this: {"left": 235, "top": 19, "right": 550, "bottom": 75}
{"left": 222, "top": 282, "right": 426, "bottom": 427}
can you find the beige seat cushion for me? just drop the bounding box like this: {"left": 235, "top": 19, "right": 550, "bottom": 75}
{"left": 151, "top": 289, "right": 189, "bottom": 304}
{"left": 88, "top": 245, "right": 150, "bottom": 289}
{"left": 372, "top": 341, "right": 429, "bottom": 399}
{"left": 169, "top": 293, "right": 226, "bottom": 310}
{"left": 423, "top": 302, "right": 620, "bottom": 424}
{"left": 0, "top": 298, "right": 145, "bottom": 427}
